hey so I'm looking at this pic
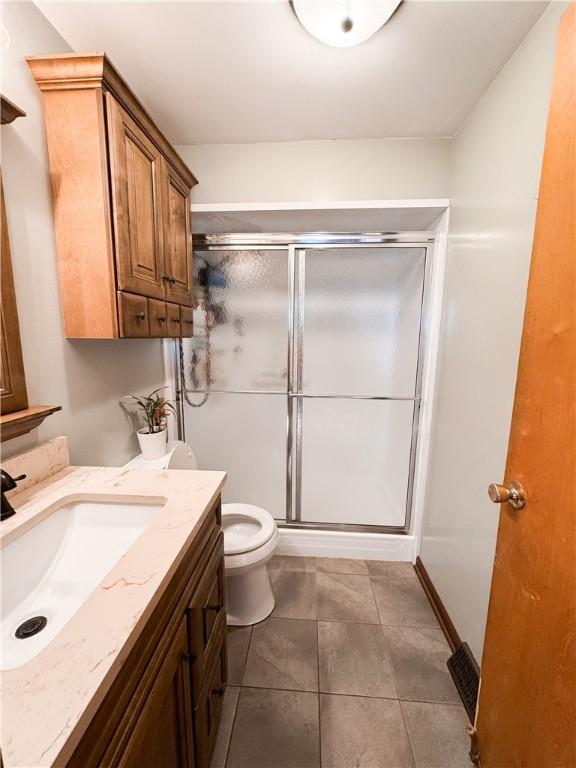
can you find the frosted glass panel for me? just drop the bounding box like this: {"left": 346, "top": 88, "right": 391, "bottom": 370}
{"left": 184, "top": 249, "right": 288, "bottom": 392}
{"left": 300, "top": 399, "right": 414, "bottom": 527}
{"left": 183, "top": 394, "right": 286, "bottom": 520}
{"left": 301, "top": 248, "right": 425, "bottom": 396}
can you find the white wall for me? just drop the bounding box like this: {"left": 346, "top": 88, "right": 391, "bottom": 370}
{"left": 1, "top": 2, "right": 165, "bottom": 466}
{"left": 177, "top": 138, "right": 451, "bottom": 203}
{"left": 419, "top": 3, "right": 567, "bottom": 661}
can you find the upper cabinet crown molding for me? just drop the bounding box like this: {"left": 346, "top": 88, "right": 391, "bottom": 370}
{"left": 27, "top": 53, "right": 196, "bottom": 188}
{"left": 1, "top": 95, "right": 26, "bottom": 125}
{"left": 27, "top": 52, "right": 197, "bottom": 339}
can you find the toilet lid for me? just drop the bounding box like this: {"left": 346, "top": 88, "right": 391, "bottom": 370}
{"left": 222, "top": 503, "right": 276, "bottom": 555}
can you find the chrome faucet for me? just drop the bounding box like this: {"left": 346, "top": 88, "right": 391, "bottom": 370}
{"left": 0, "top": 469, "right": 26, "bottom": 521}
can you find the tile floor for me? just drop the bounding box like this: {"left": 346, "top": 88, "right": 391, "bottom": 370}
{"left": 212, "top": 556, "right": 471, "bottom": 768}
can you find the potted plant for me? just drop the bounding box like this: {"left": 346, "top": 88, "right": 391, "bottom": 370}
{"left": 127, "top": 388, "right": 177, "bottom": 460}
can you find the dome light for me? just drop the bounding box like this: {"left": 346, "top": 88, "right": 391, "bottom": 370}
{"left": 290, "top": 0, "right": 402, "bottom": 48}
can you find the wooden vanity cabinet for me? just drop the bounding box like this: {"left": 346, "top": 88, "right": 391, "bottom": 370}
{"left": 66, "top": 499, "right": 227, "bottom": 768}
{"left": 27, "top": 53, "right": 197, "bottom": 339}
{"left": 118, "top": 619, "right": 196, "bottom": 768}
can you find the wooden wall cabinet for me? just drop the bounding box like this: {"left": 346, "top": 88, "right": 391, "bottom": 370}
{"left": 67, "top": 499, "right": 227, "bottom": 768}
{"left": 27, "top": 53, "right": 197, "bottom": 339}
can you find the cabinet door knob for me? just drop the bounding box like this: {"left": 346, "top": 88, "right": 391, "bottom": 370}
{"left": 212, "top": 686, "right": 225, "bottom": 698}
{"left": 158, "top": 316, "right": 166, "bottom": 323}
{"left": 136, "top": 312, "right": 146, "bottom": 321}
{"left": 172, "top": 318, "right": 180, "bottom": 323}
{"left": 186, "top": 320, "right": 193, "bottom": 325}
{"left": 162, "top": 274, "right": 170, "bottom": 283}
{"left": 169, "top": 276, "right": 177, "bottom": 285}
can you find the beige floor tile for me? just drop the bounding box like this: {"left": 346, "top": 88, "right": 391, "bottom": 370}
{"left": 315, "top": 557, "right": 369, "bottom": 575}
{"left": 320, "top": 694, "right": 414, "bottom": 767}
{"left": 226, "top": 687, "right": 320, "bottom": 768}
{"left": 268, "top": 555, "right": 317, "bottom": 572}
{"left": 384, "top": 626, "right": 460, "bottom": 704}
{"left": 366, "top": 561, "right": 417, "bottom": 580}
{"left": 372, "top": 574, "right": 439, "bottom": 628}
{"left": 227, "top": 626, "right": 252, "bottom": 685}
{"left": 318, "top": 621, "right": 397, "bottom": 698}
{"left": 210, "top": 685, "right": 240, "bottom": 768}
{"left": 317, "top": 572, "right": 379, "bottom": 624}
{"left": 402, "top": 701, "right": 471, "bottom": 768}
{"left": 270, "top": 570, "right": 317, "bottom": 619}
{"left": 243, "top": 618, "right": 318, "bottom": 692}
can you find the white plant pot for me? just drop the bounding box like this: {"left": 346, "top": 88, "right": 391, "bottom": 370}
{"left": 137, "top": 428, "right": 168, "bottom": 460}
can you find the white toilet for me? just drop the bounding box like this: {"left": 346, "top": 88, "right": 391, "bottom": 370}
{"left": 125, "top": 440, "right": 278, "bottom": 626}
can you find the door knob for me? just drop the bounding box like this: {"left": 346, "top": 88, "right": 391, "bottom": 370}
{"left": 488, "top": 480, "right": 527, "bottom": 510}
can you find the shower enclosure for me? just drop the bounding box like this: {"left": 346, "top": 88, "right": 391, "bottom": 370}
{"left": 177, "top": 233, "right": 432, "bottom": 533}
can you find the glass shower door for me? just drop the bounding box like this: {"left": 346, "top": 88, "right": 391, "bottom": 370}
{"left": 182, "top": 248, "right": 289, "bottom": 520}
{"left": 293, "top": 246, "right": 426, "bottom": 529}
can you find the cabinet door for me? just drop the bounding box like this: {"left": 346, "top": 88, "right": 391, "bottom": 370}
{"left": 118, "top": 619, "right": 196, "bottom": 768}
{"left": 107, "top": 94, "right": 166, "bottom": 300}
{"left": 194, "top": 646, "right": 227, "bottom": 768}
{"left": 163, "top": 160, "right": 193, "bottom": 306}
{"left": 188, "top": 534, "right": 226, "bottom": 703}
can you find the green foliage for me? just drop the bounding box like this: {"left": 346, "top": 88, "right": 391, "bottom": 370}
{"left": 127, "top": 388, "right": 177, "bottom": 434}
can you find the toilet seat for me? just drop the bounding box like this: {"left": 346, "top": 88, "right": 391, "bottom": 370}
{"left": 222, "top": 503, "right": 276, "bottom": 555}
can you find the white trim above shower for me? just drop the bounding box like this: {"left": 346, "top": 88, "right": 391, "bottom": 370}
{"left": 191, "top": 199, "right": 450, "bottom": 236}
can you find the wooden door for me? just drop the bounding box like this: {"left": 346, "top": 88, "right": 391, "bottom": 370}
{"left": 0, "top": 176, "right": 28, "bottom": 414}
{"left": 107, "top": 94, "right": 166, "bottom": 300}
{"left": 163, "top": 159, "right": 193, "bottom": 306}
{"left": 118, "top": 619, "right": 196, "bottom": 768}
{"left": 475, "top": 6, "right": 575, "bottom": 767}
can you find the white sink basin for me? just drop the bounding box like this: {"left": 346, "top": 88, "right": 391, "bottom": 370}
{"left": 0, "top": 496, "right": 164, "bottom": 671}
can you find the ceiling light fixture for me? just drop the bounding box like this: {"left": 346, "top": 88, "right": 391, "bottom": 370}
{"left": 290, "top": 0, "right": 402, "bottom": 48}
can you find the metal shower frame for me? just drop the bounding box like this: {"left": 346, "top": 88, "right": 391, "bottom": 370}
{"left": 174, "top": 231, "right": 435, "bottom": 535}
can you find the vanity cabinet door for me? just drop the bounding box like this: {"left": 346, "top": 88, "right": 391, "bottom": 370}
{"left": 107, "top": 94, "right": 166, "bottom": 301}
{"left": 163, "top": 160, "right": 193, "bottom": 307}
{"left": 193, "top": 646, "right": 227, "bottom": 768}
{"left": 119, "top": 619, "right": 196, "bottom": 768}
{"left": 188, "top": 533, "right": 226, "bottom": 703}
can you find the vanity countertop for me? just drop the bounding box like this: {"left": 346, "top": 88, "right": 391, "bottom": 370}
{"left": 0, "top": 462, "right": 226, "bottom": 768}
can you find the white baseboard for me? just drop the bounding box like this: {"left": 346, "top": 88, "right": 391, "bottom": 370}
{"left": 276, "top": 527, "right": 416, "bottom": 562}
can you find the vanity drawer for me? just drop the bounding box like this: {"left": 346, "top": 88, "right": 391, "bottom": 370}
{"left": 187, "top": 532, "right": 226, "bottom": 703}
{"left": 167, "top": 302, "right": 182, "bottom": 337}
{"left": 118, "top": 291, "right": 149, "bottom": 337}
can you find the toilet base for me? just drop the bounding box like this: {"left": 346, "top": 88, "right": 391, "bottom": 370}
{"left": 226, "top": 563, "right": 275, "bottom": 626}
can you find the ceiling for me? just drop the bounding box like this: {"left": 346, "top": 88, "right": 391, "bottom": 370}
{"left": 36, "top": 0, "right": 547, "bottom": 145}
